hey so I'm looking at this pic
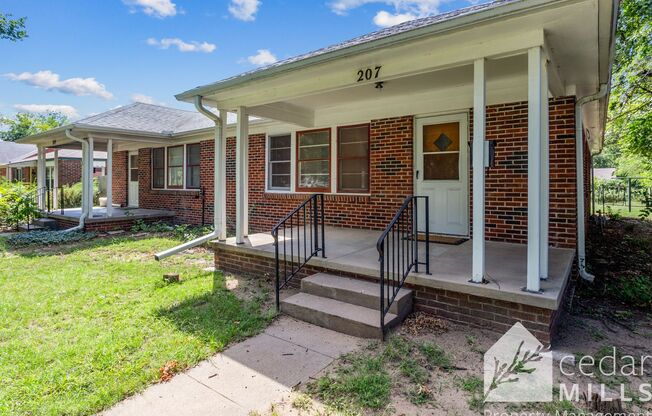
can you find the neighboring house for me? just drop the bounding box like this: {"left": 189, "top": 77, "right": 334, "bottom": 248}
{"left": 0, "top": 140, "right": 35, "bottom": 181}
{"left": 18, "top": 0, "right": 618, "bottom": 343}
{"left": 3, "top": 149, "right": 107, "bottom": 186}
{"left": 593, "top": 167, "right": 617, "bottom": 180}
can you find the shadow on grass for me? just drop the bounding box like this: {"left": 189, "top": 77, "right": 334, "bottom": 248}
{"left": 154, "top": 272, "right": 272, "bottom": 349}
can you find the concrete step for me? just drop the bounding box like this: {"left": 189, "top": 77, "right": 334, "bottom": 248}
{"left": 301, "top": 273, "right": 413, "bottom": 320}
{"left": 18, "top": 224, "right": 45, "bottom": 232}
{"left": 280, "top": 292, "right": 399, "bottom": 339}
{"left": 32, "top": 218, "right": 58, "bottom": 230}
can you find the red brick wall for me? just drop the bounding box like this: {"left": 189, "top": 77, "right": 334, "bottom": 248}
{"left": 0, "top": 167, "right": 6, "bottom": 178}
{"left": 226, "top": 116, "right": 414, "bottom": 234}
{"left": 470, "top": 97, "right": 577, "bottom": 248}
{"left": 112, "top": 151, "right": 128, "bottom": 207}
{"left": 137, "top": 141, "right": 215, "bottom": 225}
{"left": 58, "top": 159, "right": 82, "bottom": 185}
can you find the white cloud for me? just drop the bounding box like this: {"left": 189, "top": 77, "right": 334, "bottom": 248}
{"left": 4, "top": 70, "right": 114, "bottom": 100}
{"left": 247, "top": 49, "right": 277, "bottom": 66}
{"left": 131, "top": 93, "right": 165, "bottom": 105}
{"left": 373, "top": 10, "right": 417, "bottom": 26}
{"left": 146, "top": 37, "right": 216, "bottom": 53}
{"left": 13, "top": 104, "right": 79, "bottom": 119}
{"left": 329, "top": 0, "right": 441, "bottom": 26}
{"left": 228, "top": 0, "right": 260, "bottom": 21}
{"left": 123, "top": 0, "right": 177, "bottom": 18}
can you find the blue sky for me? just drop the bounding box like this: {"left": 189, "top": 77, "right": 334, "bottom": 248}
{"left": 1, "top": 0, "right": 482, "bottom": 120}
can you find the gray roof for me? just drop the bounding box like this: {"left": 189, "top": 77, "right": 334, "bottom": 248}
{"left": 76, "top": 102, "right": 213, "bottom": 135}
{"left": 0, "top": 140, "right": 36, "bottom": 164}
{"left": 11, "top": 149, "right": 107, "bottom": 164}
{"left": 178, "top": 0, "right": 517, "bottom": 98}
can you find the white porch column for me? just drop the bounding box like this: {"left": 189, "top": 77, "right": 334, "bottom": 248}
{"left": 539, "top": 58, "right": 550, "bottom": 280}
{"left": 53, "top": 150, "right": 59, "bottom": 210}
{"left": 216, "top": 109, "right": 228, "bottom": 240}
{"left": 471, "top": 58, "right": 486, "bottom": 283}
{"left": 87, "top": 136, "right": 95, "bottom": 218}
{"left": 526, "top": 46, "right": 543, "bottom": 292}
{"left": 235, "top": 106, "right": 249, "bottom": 244}
{"left": 106, "top": 139, "right": 113, "bottom": 217}
{"left": 36, "top": 145, "right": 46, "bottom": 210}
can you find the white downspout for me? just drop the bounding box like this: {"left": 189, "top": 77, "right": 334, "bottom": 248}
{"left": 155, "top": 96, "right": 223, "bottom": 261}
{"left": 575, "top": 84, "right": 608, "bottom": 282}
{"left": 64, "top": 129, "right": 88, "bottom": 232}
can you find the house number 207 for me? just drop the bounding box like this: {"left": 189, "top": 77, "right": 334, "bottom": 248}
{"left": 357, "top": 66, "right": 382, "bottom": 82}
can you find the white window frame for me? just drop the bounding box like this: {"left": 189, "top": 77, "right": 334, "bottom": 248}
{"left": 150, "top": 144, "right": 199, "bottom": 191}
{"left": 266, "top": 133, "right": 293, "bottom": 192}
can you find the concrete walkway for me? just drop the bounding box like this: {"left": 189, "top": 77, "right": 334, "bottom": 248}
{"left": 102, "top": 316, "right": 363, "bottom": 416}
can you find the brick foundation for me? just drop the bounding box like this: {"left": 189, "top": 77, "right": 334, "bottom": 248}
{"left": 214, "top": 245, "right": 567, "bottom": 344}
{"left": 54, "top": 216, "right": 172, "bottom": 232}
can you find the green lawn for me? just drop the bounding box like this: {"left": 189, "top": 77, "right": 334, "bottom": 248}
{"left": 0, "top": 235, "right": 272, "bottom": 415}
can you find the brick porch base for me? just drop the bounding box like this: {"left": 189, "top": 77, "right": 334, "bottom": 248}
{"left": 214, "top": 244, "right": 571, "bottom": 344}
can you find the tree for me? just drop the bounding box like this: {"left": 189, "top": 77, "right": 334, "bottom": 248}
{"left": 0, "top": 12, "right": 27, "bottom": 41}
{"left": 597, "top": 0, "right": 652, "bottom": 176}
{"left": 0, "top": 112, "right": 69, "bottom": 142}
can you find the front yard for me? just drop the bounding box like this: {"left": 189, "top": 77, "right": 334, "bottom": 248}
{"left": 0, "top": 234, "right": 272, "bottom": 415}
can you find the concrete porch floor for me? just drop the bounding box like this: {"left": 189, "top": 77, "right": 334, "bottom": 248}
{"left": 215, "top": 226, "right": 575, "bottom": 310}
{"left": 47, "top": 207, "right": 175, "bottom": 222}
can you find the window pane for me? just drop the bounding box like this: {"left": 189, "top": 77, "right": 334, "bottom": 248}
{"left": 300, "top": 160, "right": 329, "bottom": 175}
{"left": 340, "top": 173, "right": 368, "bottom": 191}
{"left": 168, "top": 147, "right": 183, "bottom": 167}
{"left": 299, "top": 145, "right": 329, "bottom": 160}
{"left": 168, "top": 166, "right": 183, "bottom": 187}
{"left": 339, "top": 126, "right": 369, "bottom": 158}
{"left": 299, "top": 174, "right": 329, "bottom": 188}
{"left": 299, "top": 131, "right": 329, "bottom": 147}
{"left": 271, "top": 174, "right": 291, "bottom": 188}
{"left": 340, "top": 158, "right": 368, "bottom": 175}
{"left": 270, "top": 147, "right": 291, "bottom": 161}
{"left": 423, "top": 153, "right": 459, "bottom": 180}
{"left": 130, "top": 154, "right": 138, "bottom": 167}
{"left": 270, "top": 134, "right": 291, "bottom": 149}
{"left": 153, "top": 169, "right": 165, "bottom": 188}
{"left": 130, "top": 168, "right": 139, "bottom": 182}
{"left": 152, "top": 148, "right": 165, "bottom": 168}
{"left": 186, "top": 166, "right": 200, "bottom": 188}
{"left": 187, "top": 144, "right": 200, "bottom": 165}
{"left": 271, "top": 161, "right": 290, "bottom": 175}
{"left": 423, "top": 122, "right": 460, "bottom": 153}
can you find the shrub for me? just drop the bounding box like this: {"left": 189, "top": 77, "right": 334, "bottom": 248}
{"left": 57, "top": 180, "right": 100, "bottom": 208}
{"left": 131, "top": 220, "right": 214, "bottom": 241}
{"left": 0, "top": 179, "right": 40, "bottom": 229}
{"left": 4, "top": 230, "right": 97, "bottom": 247}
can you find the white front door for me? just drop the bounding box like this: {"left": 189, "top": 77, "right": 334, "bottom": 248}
{"left": 415, "top": 113, "right": 469, "bottom": 236}
{"left": 128, "top": 151, "right": 139, "bottom": 207}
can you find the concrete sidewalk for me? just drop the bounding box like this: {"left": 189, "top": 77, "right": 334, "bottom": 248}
{"left": 101, "top": 316, "right": 363, "bottom": 416}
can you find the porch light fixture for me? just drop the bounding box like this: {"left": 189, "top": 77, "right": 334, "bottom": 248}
{"left": 375, "top": 81, "right": 384, "bottom": 89}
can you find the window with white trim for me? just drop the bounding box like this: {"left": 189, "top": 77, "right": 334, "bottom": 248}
{"left": 337, "top": 124, "right": 370, "bottom": 193}
{"left": 186, "top": 143, "right": 201, "bottom": 189}
{"left": 167, "top": 146, "right": 184, "bottom": 189}
{"left": 152, "top": 148, "right": 165, "bottom": 189}
{"left": 267, "top": 134, "right": 291, "bottom": 190}
{"left": 151, "top": 144, "right": 202, "bottom": 190}
{"left": 297, "top": 129, "right": 330, "bottom": 192}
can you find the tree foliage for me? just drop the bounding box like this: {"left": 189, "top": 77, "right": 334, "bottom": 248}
{"left": 597, "top": 0, "right": 652, "bottom": 176}
{"left": 0, "top": 12, "right": 27, "bottom": 41}
{"left": 0, "top": 112, "right": 68, "bottom": 142}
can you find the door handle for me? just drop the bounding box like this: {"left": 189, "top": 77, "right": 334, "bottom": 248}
{"left": 416, "top": 170, "right": 420, "bottom": 179}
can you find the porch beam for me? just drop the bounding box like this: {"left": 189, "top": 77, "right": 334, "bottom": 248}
{"left": 471, "top": 58, "right": 486, "bottom": 283}
{"left": 526, "top": 46, "right": 542, "bottom": 293}
{"left": 106, "top": 139, "right": 113, "bottom": 217}
{"left": 53, "top": 150, "right": 59, "bottom": 210}
{"left": 542, "top": 42, "right": 565, "bottom": 97}
{"left": 235, "top": 106, "right": 249, "bottom": 244}
{"left": 36, "top": 146, "right": 46, "bottom": 210}
{"left": 248, "top": 102, "right": 315, "bottom": 128}
{"left": 217, "top": 109, "right": 228, "bottom": 240}
{"left": 539, "top": 57, "right": 549, "bottom": 279}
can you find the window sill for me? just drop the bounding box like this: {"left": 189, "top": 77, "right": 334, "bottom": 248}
{"left": 263, "top": 191, "right": 372, "bottom": 202}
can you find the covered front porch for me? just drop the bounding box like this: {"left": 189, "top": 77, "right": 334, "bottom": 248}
{"left": 214, "top": 226, "right": 574, "bottom": 310}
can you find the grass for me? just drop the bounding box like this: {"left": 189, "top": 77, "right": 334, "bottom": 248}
{"left": 0, "top": 235, "right": 272, "bottom": 416}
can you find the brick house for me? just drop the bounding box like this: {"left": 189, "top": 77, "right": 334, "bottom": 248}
{"left": 18, "top": 0, "right": 617, "bottom": 342}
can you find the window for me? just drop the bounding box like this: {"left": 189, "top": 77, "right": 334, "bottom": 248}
{"left": 297, "top": 129, "right": 330, "bottom": 192}
{"left": 422, "top": 122, "right": 460, "bottom": 180}
{"left": 337, "top": 124, "right": 370, "bottom": 193}
{"left": 167, "top": 146, "right": 184, "bottom": 188}
{"left": 152, "top": 147, "right": 165, "bottom": 188}
{"left": 268, "top": 134, "right": 291, "bottom": 190}
{"left": 129, "top": 154, "right": 139, "bottom": 182}
{"left": 186, "top": 143, "right": 201, "bottom": 189}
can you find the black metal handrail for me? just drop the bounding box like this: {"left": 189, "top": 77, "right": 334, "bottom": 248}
{"left": 376, "top": 195, "right": 430, "bottom": 338}
{"left": 44, "top": 186, "right": 66, "bottom": 214}
{"left": 272, "top": 193, "right": 326, "bottom": 311}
